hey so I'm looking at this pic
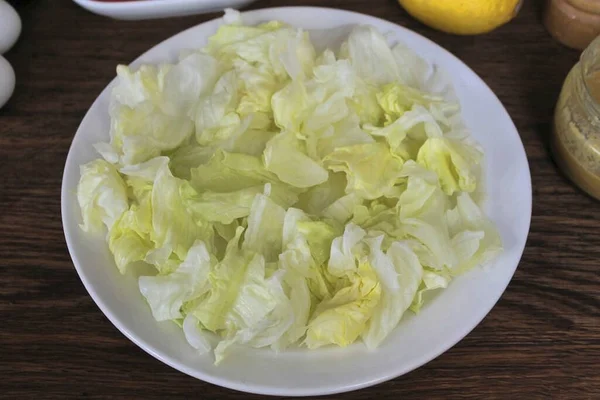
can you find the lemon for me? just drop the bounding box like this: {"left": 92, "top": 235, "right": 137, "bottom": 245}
{"left": 398, "top": 0, "right": 522, "bottom": 35}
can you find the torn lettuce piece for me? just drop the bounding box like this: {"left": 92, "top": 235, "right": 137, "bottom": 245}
{"left": 416, "top": 137, "right": 483, "bottom": 195}
{"left": 191, "top": 150, "right": 277, "bottom": 192}
{"left": 242, "top": 184, "right": 287, "bottom": 262}
{"left": 139, "top": 240, "right": 215, "bottom": 321}
{"left": 362, "top": 240, "right": 422, "bottom": 348}
{"left": 263, "top": 131, "right": 329, "bottom": 188}
{"left": 151, "top": 163, "right": 214, "bottom": 260}
{"left": 77, "top": 159, "right": 129, "bottom": 233}
{"left": 446, "top": 192, "right": 502, "bottom": 275}
{"left": 324, "top": 142, "right": 405, "bottom": 200}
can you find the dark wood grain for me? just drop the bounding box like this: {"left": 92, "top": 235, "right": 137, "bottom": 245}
{"left": 1, "top": 0, "right": 599, "bottom": 398}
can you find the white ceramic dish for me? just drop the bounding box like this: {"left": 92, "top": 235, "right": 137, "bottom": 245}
{"left": 62, "top": 7, "right": 532, "bottom": 396}
{"left": 72, "top": 0, "right": 255, "bottom": 20}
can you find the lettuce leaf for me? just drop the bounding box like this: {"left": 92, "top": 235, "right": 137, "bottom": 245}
{"left": 139, "top": 240, "right": 215, "bottom": 321}
{"left": 77, "top": 159, "right": 128, "bottom": 233}
{"left": 416, "top": 137, "right": 482, "bottom": 195}
{"left": 324, "top": 142, "right": 404, "bottom": 200}
{"left": 362, "top": 240, "right": 423, "bottom": 348}
{"left": 263, "top": 131, "right": 329, "bottom": 188}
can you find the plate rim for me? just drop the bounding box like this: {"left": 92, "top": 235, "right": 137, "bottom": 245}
{"left": 72, "top": 0, "right": 256, "bottom": 20}
{"left": 61, "top": 6, "right": 532, "bottom": 396}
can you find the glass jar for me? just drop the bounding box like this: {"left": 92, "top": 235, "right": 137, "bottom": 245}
{"left": 552, "top": 35, "right": 600, "bottom": 199}
{"left": 544, "top": 0, "right": 600, "bottom": 50}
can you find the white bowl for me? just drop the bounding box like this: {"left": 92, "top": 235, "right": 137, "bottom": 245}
{"left": 72, "top": 0, "right": 255, "bottom": 20}
{"left": 62, "top": 7, "right": 532, "bottom": 396}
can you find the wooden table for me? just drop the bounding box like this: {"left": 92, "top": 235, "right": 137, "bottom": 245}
{"left": 2, "top": 1, "right": 599, "bottom": 398}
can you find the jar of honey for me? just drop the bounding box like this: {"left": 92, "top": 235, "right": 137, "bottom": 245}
{"left": 552, "top": 35, "right": 600, "bottom": 199}
{"left": 544, "top": 0, "right": 600, "bottom": 50}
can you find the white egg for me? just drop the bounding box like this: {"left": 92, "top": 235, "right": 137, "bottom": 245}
{"left": 0, "top": 55, "right": 15, "bottom": 108}
{"left": 0, "top": 0, "right": 21, "bottom": 54}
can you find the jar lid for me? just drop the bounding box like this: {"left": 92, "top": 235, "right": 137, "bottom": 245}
{"left": 567, "top": 0, "right": 600, "bottom": 15}
{"left": 544, "top": 0, "right": 600, "bottom": 50}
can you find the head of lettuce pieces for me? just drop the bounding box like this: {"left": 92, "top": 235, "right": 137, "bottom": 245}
{"left": 76, "top": 9, "right": 502, "bottom": 364}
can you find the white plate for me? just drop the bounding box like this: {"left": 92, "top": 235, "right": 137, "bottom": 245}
{"left": 61, "top": 7, "right": 532, "bottom": 397}
{"left": 72, "top": 0, "right": 255, "bottom": 20}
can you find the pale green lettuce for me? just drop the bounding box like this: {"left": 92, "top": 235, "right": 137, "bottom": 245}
{"left": 151, "top": 162, "right": 214, "bottom": 261}
{"left": 242, "top": 184, "right": 286, "bottom": 262}
{"left": 78, "top": 159, "right": 128, "bottom": 233}
{"left": 76, "top": 9, "right": 502, "bottom": 364}
{"left": 108, "top": 196, "right": 153, "bottom": 274}
{"left": 324, "top": 142, "right": 405, "bottom": 200}
{"left": 190, "top": 150, "right": 276, "bottom": 192}
{"left": 362, "top": 239, "right": 423, "bottom": 348}
{"left": 417, "top": 137, "right": 483, "bottom": 195}
{"left": 263, "top": 131, "right": 329, "bottom": 188}
{"left": 139, "top": 240, "right": 215, "bottom": 321}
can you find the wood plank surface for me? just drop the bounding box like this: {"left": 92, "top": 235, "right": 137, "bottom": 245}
{"left": 1, "top": 0, "right": 599, "bottom": 398}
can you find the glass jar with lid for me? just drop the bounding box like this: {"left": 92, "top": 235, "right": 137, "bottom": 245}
{"left": 544, "top": 0, "right": 600, "bottom": 50}
{"left": 552, "top": 35, "right": 600, "bottom": 199}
